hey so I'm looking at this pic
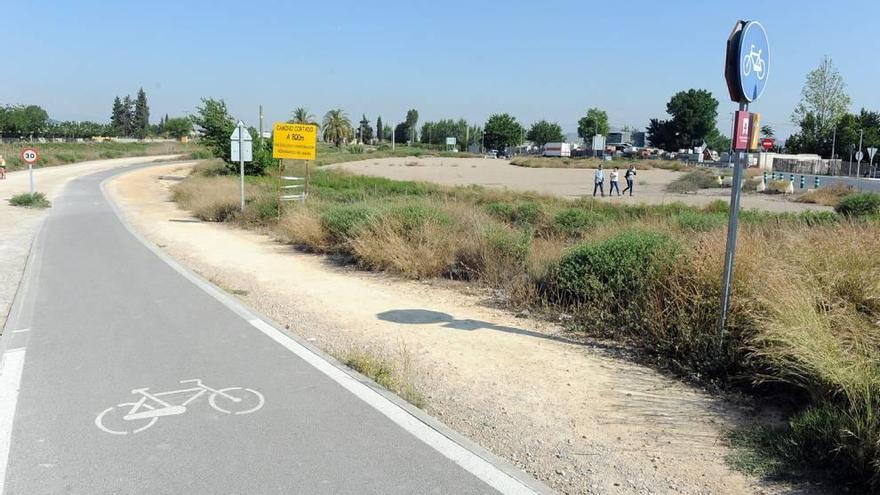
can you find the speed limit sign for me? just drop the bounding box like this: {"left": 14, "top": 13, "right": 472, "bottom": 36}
{"left": 20, "top": 148, "right": 40, "bottom": 164}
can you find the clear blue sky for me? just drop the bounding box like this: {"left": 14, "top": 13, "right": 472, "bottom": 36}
{"left": 3, "top": 0, "right": 879, "bottom": 140}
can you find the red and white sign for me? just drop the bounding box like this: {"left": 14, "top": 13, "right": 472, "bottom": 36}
{"left": 733, "top": 111, "right": 751, "bottom": 152}
{"left": 20, "top": 148, "right": 40, "bottom": 164}
{"left": 760, "top": 138, "right": 774, "bottom": 151}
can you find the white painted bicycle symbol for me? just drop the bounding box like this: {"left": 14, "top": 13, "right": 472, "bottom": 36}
{"left": 742, "top": 44, "right": 766, "bottom": 81}
{"left": 95, "top": 379, "right": 264, "bottom": 435}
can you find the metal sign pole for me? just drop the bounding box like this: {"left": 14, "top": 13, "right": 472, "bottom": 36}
{"left": 239, "top": 122, "right": 245, "bottom": 213}
{"left": 28, "top": 164, "right": 35, "bottom": 194}
{"left": 718, "top": 103, "right": 748, "bottom": 345}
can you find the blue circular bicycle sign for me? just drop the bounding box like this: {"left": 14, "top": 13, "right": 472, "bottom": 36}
{"left": 738, "top": 21, "right": 769, "bottom": 102}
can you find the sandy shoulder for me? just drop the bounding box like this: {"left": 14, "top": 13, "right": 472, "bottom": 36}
{"left": 106, "top": 163, "right": 814, "bottom": 495}
{"left": 326, "top": 156, "right": 830, "bottom": 213}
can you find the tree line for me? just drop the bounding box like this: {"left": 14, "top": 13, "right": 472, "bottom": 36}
{"left": 785, "top": 56, "right": 879, "bottom": 159}
{"left": 1, "top": 88, "right": 192, "bottom": 140}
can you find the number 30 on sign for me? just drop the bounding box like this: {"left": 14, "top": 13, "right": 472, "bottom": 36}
{"left": 272, "top": 123, "right": 318, "bottom": 160}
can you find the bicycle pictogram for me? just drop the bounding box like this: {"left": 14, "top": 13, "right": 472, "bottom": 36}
{"left": 742, "top": 44, "right": 766, "bottom": 80}
{"left": 95, "top": 379, "right": 264, "bottom": 435}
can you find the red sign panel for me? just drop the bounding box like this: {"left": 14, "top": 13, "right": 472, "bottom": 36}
{"left": 761, "top": 138, "right": 774, "bottom": 151}
{"left": 733, "top": 111, "right": 751, "bottom": 152}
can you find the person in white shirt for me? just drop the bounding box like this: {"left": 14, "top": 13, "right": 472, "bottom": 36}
{"left": 609, "top": 167, "right": 621, "bottom": 196}
{"left": 593, "top": 165, "right": 605, "bottom": 197}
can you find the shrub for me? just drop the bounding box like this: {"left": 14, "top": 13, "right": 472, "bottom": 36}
{"left": 796, "top": 184, "right": 853, "bottom": 206}
{"left": 675, "top": 211, "right": 726, "bottom": 232}
{"left": 387, "top": 203, "right": 451, "bottom": 236}
{"left": 347, "top": 144, "right": 365, "bottom": 154}
{"left": 765, "top": 179, "right": 792, "bottom": 194}
{"left": 9, "top": 192, "right": 51, "bottom": 208}
{"left": 835, "top": 192, "right": 880, "bottom": 217}
{"left": 553, "top": 208, "right": 600, "bottom": 237}
{"left": 351, "top": 204, "right": 459, "bottom": 279}
{"left": 319, "top": 204, "right": 374, "bottom": 243}
{"left": 666, "top": 170, "right": 721, "bottom": 193}
{"left": 543, "top": 230, "right": 680, "bottom": 339}
{"left": 484, "top": 201, "right": 541, "bottom": 225}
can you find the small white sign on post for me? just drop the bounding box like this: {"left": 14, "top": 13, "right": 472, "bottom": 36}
{"left": 868, "top": 147, "right": 877, "bottom": 162}
{"left": 230, "top": 124, "right": 253, "bottom": 162}
{"left": 230, "top": 121, "right": 253, "bottom": 212}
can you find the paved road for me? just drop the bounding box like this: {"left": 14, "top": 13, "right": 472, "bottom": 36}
{"left": 0, "top": 163, "right": 546, "bottom": 494}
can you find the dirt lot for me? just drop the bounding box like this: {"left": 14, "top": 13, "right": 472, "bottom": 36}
{"left": 106, "top": 164, "right": 822, "bottom": 495}
{"left": 326, "top": 157, "right": 830, "bottom": 213}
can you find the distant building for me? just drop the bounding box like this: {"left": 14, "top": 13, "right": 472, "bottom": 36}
{"left": 606, "top": 130, "right": 631, "bottom": 146}
{"left": 606, "top": 129, "right": 648, "bottom": 148}
{"left": 632, "top": 131, "right": 647, "bottom": 147}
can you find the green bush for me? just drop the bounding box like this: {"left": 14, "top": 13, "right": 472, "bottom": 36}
{"left": 319, "top": 204, "right": 374, "bottom": 243}
{"left": 484, "top": 201, "right": 540, "bottom": 225}
{"left": 347, "top": 144, "right": 365, "bottom": 154}
{"left": 484, "top": 224, "right": 531, "bottom": 264}
{"left": 388, "top": 203, "right": 451, "bottom": 235}
{"left": 835, "top": 192, "right": 880, "bottom": 217}
{"left": 553, "top": 208, "right": 600, "bottom": 237}
{"left": 667, "top": 170, "right": 721, "bottom": 193}
{"left": 243, "top": 192, "right": 280, "bottom": 223}
{"left": 9, "top": 192, "right": 51, "bottom": 208}
{"left": 675, "top": 211, "right": 726, "bottom": 232}
{"left": 543, "top": 230, "right": 680, "bottom": 329}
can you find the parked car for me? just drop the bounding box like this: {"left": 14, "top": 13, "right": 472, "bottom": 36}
{"left": 486, "top": 149, "right": 498, "bottom": 159}
{"left": 497, "top": 148, "right": 510, "bottom": 159}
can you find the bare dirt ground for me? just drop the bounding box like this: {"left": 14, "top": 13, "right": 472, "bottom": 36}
{"left": 107, "top": 163, "right": 825, "bottom": 495}
{"left": 0, "top": 156, "right": 182, "bottom": 331}
{"left": 326, "top": 157, "right": 830, "bottom": 213}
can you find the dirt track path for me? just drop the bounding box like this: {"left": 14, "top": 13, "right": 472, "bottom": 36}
{"left": 106, "top": 163, "right": 811, "bottom": 495}
{"left": 327, "top": 157, "right": 829, "bottom": 213}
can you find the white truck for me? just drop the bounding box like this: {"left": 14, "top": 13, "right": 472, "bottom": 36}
{"left": 542, "top": 142, "right": 571, "bottom": 157}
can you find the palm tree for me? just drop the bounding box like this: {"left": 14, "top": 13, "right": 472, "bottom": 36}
{"left": 289, "top": 107, "right": 316, "bottom": 125}
{"left": 322, "top": 109, "right": 352, "bottom": 147}
{"left": 761, "top": 124, "right": 775, "bottom": 138}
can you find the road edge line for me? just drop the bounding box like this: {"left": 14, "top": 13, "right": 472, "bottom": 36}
{"left": 100, "top": 165, "right": 554, "bottom": 495}
{"left": 0, "top": 217, "right": 47, "bottom": 495}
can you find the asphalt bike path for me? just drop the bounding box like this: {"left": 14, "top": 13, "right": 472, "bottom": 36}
{"left": 0, "top": 162, "right": 547, "bottom": 494}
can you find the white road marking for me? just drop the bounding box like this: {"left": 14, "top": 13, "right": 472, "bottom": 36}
{"left": 10, "top": 329, "right": 29, "bottom": 334}
{"left": 101, "top": 173, "right": 544, "bottom": 495}
{"left": 248, "top": 319, "right": 535, "bottom": 495}
{"left": 0, "top": 348, "right": 27, "bottom": 494}
{"left": 95, "top": 379, "right": 264, "bottom": 435}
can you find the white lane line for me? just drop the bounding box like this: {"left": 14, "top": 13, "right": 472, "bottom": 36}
{"left": 100, "top": 172, "right": 544, "bottom": 495}
{"left": 247, "top": 319, "right": 535, "bottom": 495}
{"left": 10, "top": 329, "right": 29, "bottom": 334}
{"left": 0, "top": 348, "right": 27, "bottom": 494}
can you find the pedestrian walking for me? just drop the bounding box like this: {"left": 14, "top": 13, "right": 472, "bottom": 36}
{"left": 0, "top": 156, "right": 6, "bottom": 180}
{"left": 622, "top": 165, "right": 637, "bottom": 196}
{"left": 609, "top": 167, "right": 621, "bottom": 196}
{"left": 593, "top": 165, "right": 605, "bottom": 197}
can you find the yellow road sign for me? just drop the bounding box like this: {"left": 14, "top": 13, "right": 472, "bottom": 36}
{"left": 272, "top": 123, "right": 318, "bottom": 160}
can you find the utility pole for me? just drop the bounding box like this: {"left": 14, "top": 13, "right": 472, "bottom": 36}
{"left": 391, "top": 121, "right": 395, "bottom": 150}
{"left": 259, "top": 105, "right": 264, "bottom": 138}
{"left": 857, "top": 129, "right": 864, "bottom": 177}
{"left": 830, "top": 127, "right": 836, "bottom": 160}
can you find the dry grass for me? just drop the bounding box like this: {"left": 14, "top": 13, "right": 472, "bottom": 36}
{"left": 335, "top": 342, "right": 425, "bottom": 408}
{"left": 276, "top": 207, "right": 328, "bottom": 250}
{"left": 0, "top": 141, "right": 200, "bottom": 170}
{"left": 172, "top": 165, "right": 880, "bottom": 486}
{"left": 795, "top": 184, "right": 854, "bottom": 207}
